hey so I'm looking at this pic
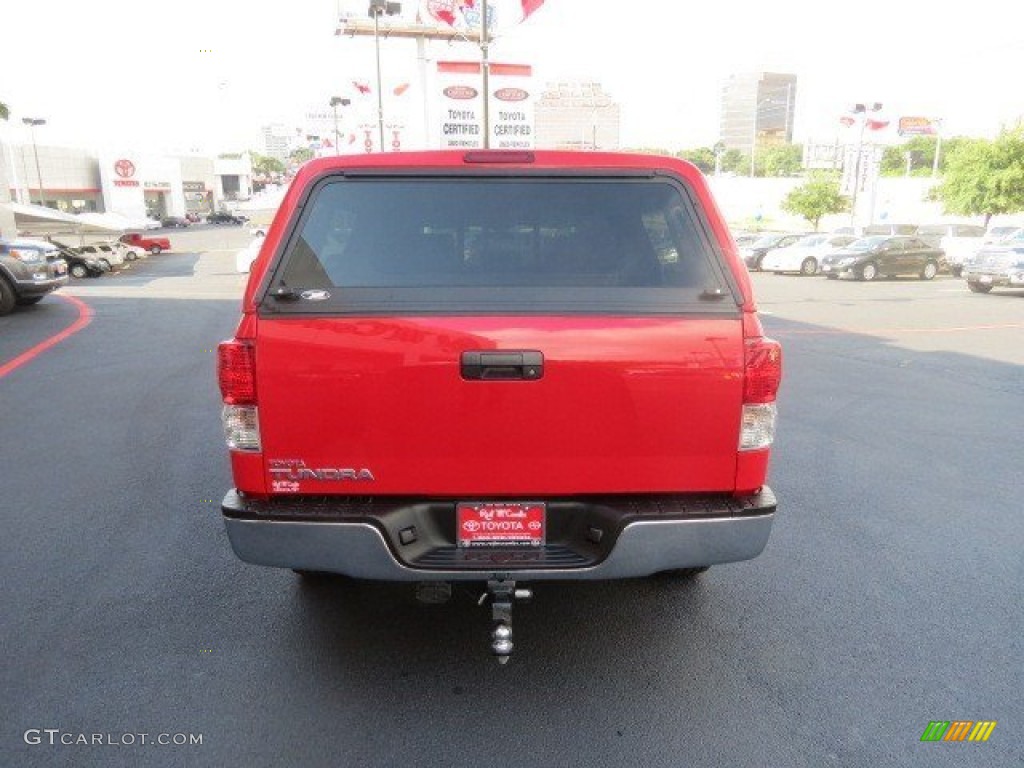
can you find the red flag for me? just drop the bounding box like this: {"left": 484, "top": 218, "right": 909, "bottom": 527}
{"left": 353, "top": 80, "right": 371, "bottom": 95}
{"left": 521, "top": 0, "right": 544, "bottom": 19}
{"left": 393, "top": 82, "right": 411, "bottom": 96}
{"left": 839, "top": 116, "right": 855, "bottom": 127}
{"left": 866, "top": 118, "right": 890, "bottom": 131}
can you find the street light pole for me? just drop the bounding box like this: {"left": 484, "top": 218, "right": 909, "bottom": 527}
{"left": 22, "top": 117, "right": 46, "bottom": 206}
{"left": 369, "top": 1, "right": 401, "bottom": 152}
{"left": 329, "top": 97, "right": 350, "bottom": 155}
{"left": 847, "top": 102, "right": 882, "bottom": 226}
{"left": 480, "top": 0, "right": 491, "bottom": 149}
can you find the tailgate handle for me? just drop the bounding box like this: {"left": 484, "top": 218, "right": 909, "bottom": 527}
{"left": 461, "top": 351, "right": 544, "bottom": 381}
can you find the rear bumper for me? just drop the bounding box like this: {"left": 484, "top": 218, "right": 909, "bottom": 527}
{"left": 221, "top": 488, "right": 776, "bottom": 581}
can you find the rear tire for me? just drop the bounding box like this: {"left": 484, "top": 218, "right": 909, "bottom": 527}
{"left": 967, "top": 281, "right": 992, "bottom": 294}
{"left": 70, "top": 263, "right": 88, "bottom": 278}
{"left": 0, "top": 278, "right": 16, "bottom": 316}
{"left": 951, "top": 265, "right": 963, "bottom": 277}
{"left": 859, "top": 262, "right": 878, "bottom": 281}
{"left": 98, "top": 258, "right": 111, "bottom": 271}
{"left": 800, "top": 257, "right": 818, "bottom": 275}
{"left": 920, "top": 261, "right": 938, "bottom": 280}
{"left": 150, "top": 245, "right": 162, "bottom": 255}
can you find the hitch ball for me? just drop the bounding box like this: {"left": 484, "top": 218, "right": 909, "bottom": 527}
{"left": 492, "top": 623, "right": 513, "bottom": 661}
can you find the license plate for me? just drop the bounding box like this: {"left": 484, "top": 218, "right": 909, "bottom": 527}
{"left": 457, "top": 502, "right": 546, "bottom": 548}
{"left": 979, "top": 275, "right": 992, "bottom": 284}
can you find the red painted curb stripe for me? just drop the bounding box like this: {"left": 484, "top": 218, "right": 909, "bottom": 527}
{"left": 0, "top": 293, "right": 94, "bottom": 380}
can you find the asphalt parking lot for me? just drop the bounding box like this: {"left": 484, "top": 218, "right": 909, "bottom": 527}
{"left": 1, "top": 233, "right": 1021, "bottom": 767}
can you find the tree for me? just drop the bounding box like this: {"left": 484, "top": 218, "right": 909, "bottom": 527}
{"left": 0, "top": 102, "right": 8, "bottom": 121}
{"left": 881, "top": 135, "right": 968, "bottom": 177}
{"left": 720, "top": 149, "right": 748, "bottom": 175}
{"left": 781, "top": 172, "right": 848, "bottom": 231}
{"left": 250, "top": 152, "right": 285, "bottom": 176}
{"left": 289, "top": 147, "right": 314, "bottom": 164}
{"left": 932, "top": 130, "right": 1024, "bottom": 226}
{"left": 756, "top": 144, "right": 803, "bottom": 177}
{"left": 677, "top": 147, "right": 715, "bottom": 174}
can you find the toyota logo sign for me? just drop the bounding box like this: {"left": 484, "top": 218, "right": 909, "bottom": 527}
{"left": 114, "top": 159, "right": 136, "bottom": 179}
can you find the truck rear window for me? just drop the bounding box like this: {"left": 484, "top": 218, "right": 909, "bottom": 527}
{"left": 265, "top": 177, "right": 734, "bottom": 314}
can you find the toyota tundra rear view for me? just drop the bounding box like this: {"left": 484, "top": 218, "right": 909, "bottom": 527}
{"left": 217, "top": 150, "right": 781, "bottom": 661}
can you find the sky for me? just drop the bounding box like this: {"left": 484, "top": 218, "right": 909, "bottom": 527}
{"left": 1, "top": 0, "right": 1022, "bottom": 155}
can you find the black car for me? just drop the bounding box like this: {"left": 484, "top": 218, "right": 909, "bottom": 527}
{"left": 161, "top": 216, "right": 191, "bottom": 228}
{"left": 48, "top": 241, "right": 107, "bottom": 279}
{"left": 739, "top": 233, "right": 807, "bottom": 271}
{"left": 819, "top": 236, "right": 944, "bottom": 281}
{"left": 207, "top": 212, "right": 248, "bottom": 225}
{"left": 0, "top": 239, "right": 70, "bottom": 315}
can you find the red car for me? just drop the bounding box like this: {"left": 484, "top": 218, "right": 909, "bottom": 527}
{"left": 119, "top": 232, "right": 171, "bottom": 255}
{"left": 217, "top": 150, "right": 782, "bottom": 660}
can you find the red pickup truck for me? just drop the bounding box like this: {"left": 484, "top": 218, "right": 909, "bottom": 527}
{"left": 218, "top": 150, "right": 781, "bottom": 660}
{"left": 119, "top": 232, "right": 171, "bottom": 254}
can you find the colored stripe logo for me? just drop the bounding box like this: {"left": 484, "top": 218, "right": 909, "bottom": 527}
{"left": 920, "top": 721, "right": 996, "bottom": 742}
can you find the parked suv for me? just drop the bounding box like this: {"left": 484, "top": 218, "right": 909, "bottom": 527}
{"left": 217, "top": 151, "right": 782, "bottom": 660}
{"left": 0, "top": 238, "right": 69, "bottom": 315}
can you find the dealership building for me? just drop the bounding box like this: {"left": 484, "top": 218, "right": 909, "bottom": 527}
{"left": 1, "top": 141, "right": 253, "bottom": 222}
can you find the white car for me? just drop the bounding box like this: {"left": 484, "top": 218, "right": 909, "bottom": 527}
{"left": 761, "top": 234, "right": 857, "bottom": 275}
{"left": 235, "top": 237, "right": 264, "bottom": 273}
{"left": 107, "top": 240, "right": 146, "bottom": 262}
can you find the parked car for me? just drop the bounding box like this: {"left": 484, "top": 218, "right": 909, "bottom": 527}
{"left": 73, "top": 244, "right": 124, "bottom": 271}
{"left": 216, "top": 150, "right": 782, "bottom": 662}
{"left": 916, "top": 223, "right": 986, "bottom": 276}
{"left": 48, "top": 240, "right": 108, "bottom": 278}
{"left": 208, "top": 211, "right": 248, "bottom": 225}
{"left": 964, "top": 241, "right": 1024, "bottom": 294}
{"left": 761, "top": 234, "right": 857, "bottom": 275}
{"left": 732, "top": 232, "right": 761, "bottom": 248}
{"left": 107, "top": 240, "right": 146, "bottom": 261}
{"left": 832, "top": 223, "right": 919, "bottom": 237}
{"left": 160, "top": 216, "right": 190, "bottom": 228}
{"left": 739, "top": 232, "right": 807, "bottom": 271}
{"left": 981, "top": 225, "right": 1023, "bottom": 245}
{"left": 820, "top": 236, "right": 944, "bottom": 281}
{"left": 120, "top": 233, "right": 171, "bottom": 255}
{"left": 0, "top": 238, "right": 70, "bottom": 314}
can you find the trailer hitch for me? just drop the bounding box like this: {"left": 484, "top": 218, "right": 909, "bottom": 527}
{"left": 479, "top": 579, "right": 532, "bottom": 664}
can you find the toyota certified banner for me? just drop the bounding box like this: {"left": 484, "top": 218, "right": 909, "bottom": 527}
{"left": 436, "top": 61, "right": 534, "bottom": 150}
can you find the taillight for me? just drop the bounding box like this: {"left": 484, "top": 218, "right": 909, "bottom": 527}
{"left": 740, "top": 336, "right": 781, "bottom": 451}
{"left": 218, "top": 340, "right": 260, "bottom": 452}
{"left": 218, "top": 340, "right": 256, "bottom": 404}
{"left": 744, "top": 337, "right": 782, "bottom": 403}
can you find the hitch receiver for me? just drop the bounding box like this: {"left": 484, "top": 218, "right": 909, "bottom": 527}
{"left": 483, "top": 579, "right": 532, "bottom": 664}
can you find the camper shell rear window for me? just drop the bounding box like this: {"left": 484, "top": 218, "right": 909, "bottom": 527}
{"left": 261, "top": 175, "right": 737, "bottom": 315}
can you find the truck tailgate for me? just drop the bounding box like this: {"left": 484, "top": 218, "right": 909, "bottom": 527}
{"left": 255, "top": 314, "right": 743, "bottom": 495}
